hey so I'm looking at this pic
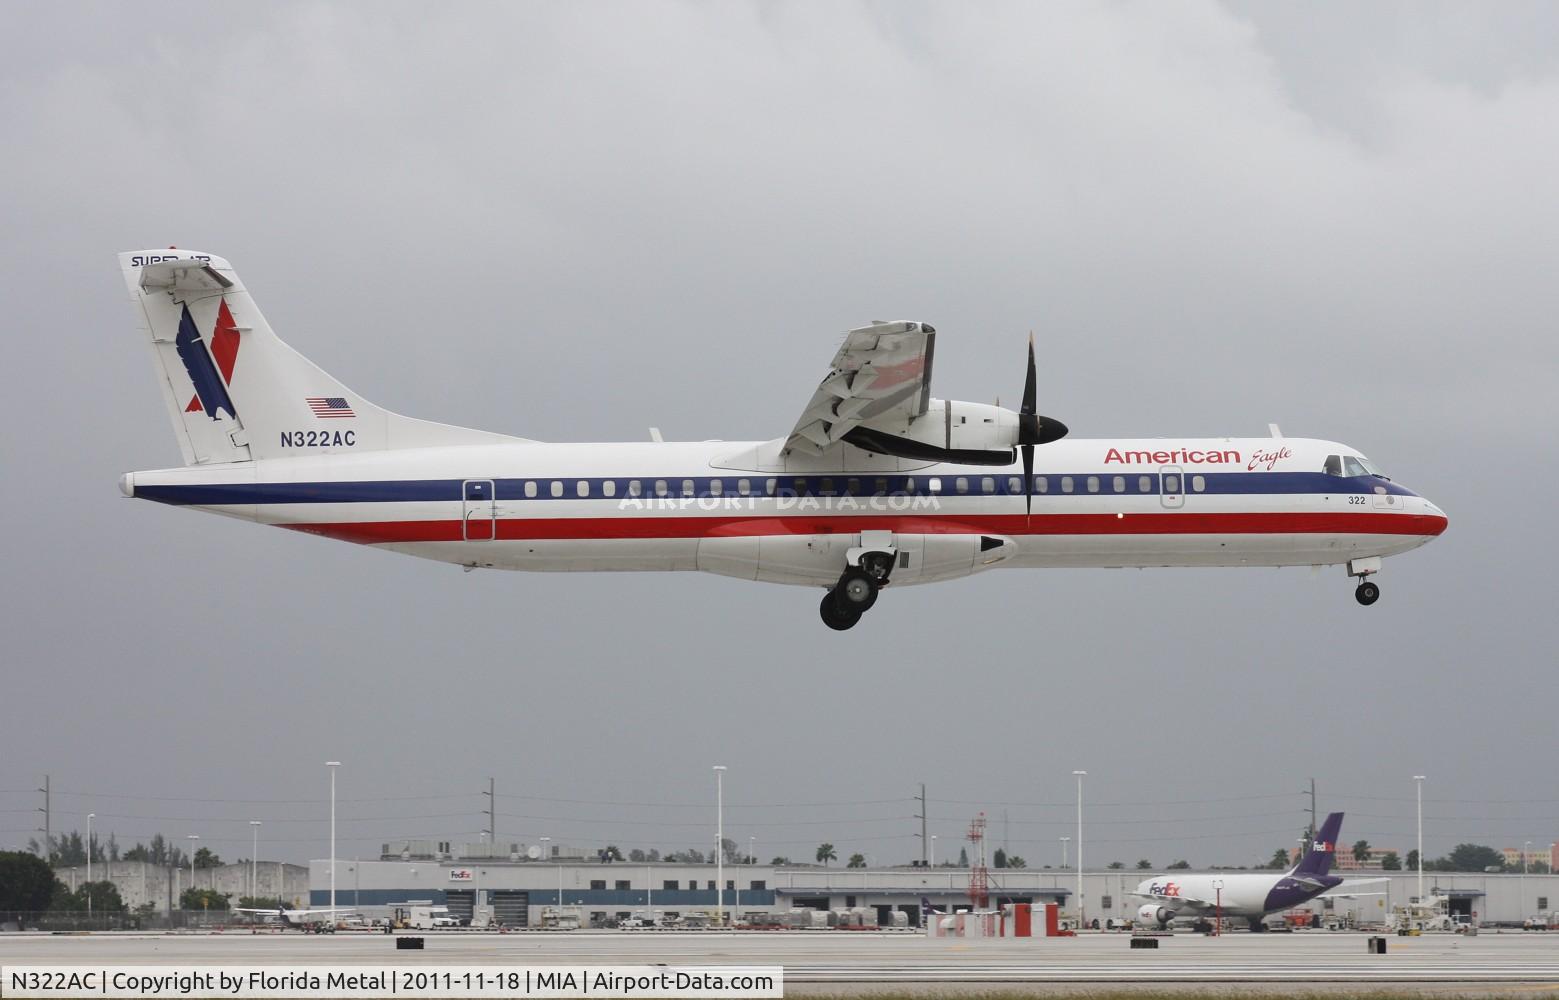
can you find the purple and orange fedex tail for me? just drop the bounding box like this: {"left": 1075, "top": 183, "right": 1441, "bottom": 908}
{"left": 1292, "top": 812, "right": 1345, "bottom": 877}
{"left": 119, "top": 250, "right": 530, "bottom": 468}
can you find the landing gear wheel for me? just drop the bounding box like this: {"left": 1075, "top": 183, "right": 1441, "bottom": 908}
{"left": 820, "top": 592, "right": 862, "bottom": 631}
{"left": 835, "top": 568, "right": 879, "bottom": 612}
{"left": 1355, "top": 580, "right": 1381, "bottom": 606}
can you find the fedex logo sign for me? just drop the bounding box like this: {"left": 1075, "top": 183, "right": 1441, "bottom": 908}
{"left": 1148, "top": 882, "right": 1181, "bottom": 897}
{"left": 1314, "top": 841, "right": 1334, "bottom": 853}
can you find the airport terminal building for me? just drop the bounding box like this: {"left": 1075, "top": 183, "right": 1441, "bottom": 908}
{"left": 307, "top": 849, "right": 1559, "bottom": 928}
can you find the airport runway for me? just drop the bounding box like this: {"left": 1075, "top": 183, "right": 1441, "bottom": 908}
{"left": 5, "top": 930, "right": 1559, "bottom": 993}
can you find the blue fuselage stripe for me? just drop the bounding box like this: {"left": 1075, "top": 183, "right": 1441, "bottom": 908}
{"left": 134, "top": 471, "right": 1415, "bottom": 507}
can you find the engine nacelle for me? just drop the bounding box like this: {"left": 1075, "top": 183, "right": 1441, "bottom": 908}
{"left": 1138, "top": 904, "right": 1175, "bottom": 926}
{"left": 844, "top": 399, "right": 1019, "bottom": 466}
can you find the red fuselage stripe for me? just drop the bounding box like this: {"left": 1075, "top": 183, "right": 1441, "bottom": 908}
{"left": 283, "top": 511, "right": 1449, "bottom": 545}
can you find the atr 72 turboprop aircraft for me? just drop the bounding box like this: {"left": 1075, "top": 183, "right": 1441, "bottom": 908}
{"left": 117, "top": 250, "right": 1448, "bottom": 629}
{"left": 1130, "top": 813, "right": 1379, "bottom": 931}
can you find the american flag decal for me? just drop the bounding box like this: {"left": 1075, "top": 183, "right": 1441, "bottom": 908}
{"left": 306, "top": 397, "right": 355, "bottom": 418}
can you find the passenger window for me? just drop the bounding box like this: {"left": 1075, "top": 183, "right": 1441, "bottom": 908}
{"left": 981, "top": 477, "right": 995, "bottom": 494}
{"left": 819, "top": 478, "right": 835, "bottom": 495}
{"left": 1112, "top": 476, "right": 1125, "bottom": 493}
{"left": 551, "top": 481, "right": 564, "bottom": 498}
{"left": 524, "top": 481, "right": 537, "bottom": 498}
{"left": 1036, "top": 477, "right": 1048, "bottom": 494}
{"left": 1192, "top": 475, "right": 1206, "bottom": 492}
{"left": 1008, "top": 477, "right": 1021, "bottom": 494}
{"left": 792, "top": 478, "right": 806, "bottom": 496}
{"left": 709, "top": 479, "right": 722, "bottom": 496}
{"left": 682, "top": 479, "right": 695, "bottom": 496}
{"left": 1087, "top": 476, "right": 1100, "bottom": 493}
{"left": 628, "top": 480, "right": 642, "bottom": 497}
{"left": 955, "top": 477, "right": 969, "bottom": 494}
{"left": 765, "top": 478, "right": 777, "bottom": 496}
{"left": 929, "top": 477, "right": 942, "bottom": 493}
{"left": 603, "top": 481, "right": 617, "bottom": 498}
{"left": 1164, "top": 475, "right": 1180, "bottom": 493}
{"left": 654, "top": 480, "right": 668, "bottom": 497}
{"left": 738, "top": 479, "right": 751, "bottom": 496}
{"left": 1061, "top": 476, "right": 1073, "bottom": 493}
{"left": 576, "top": 480, "right": 589, "bottom": 497}
{"left": 847, "top": 478, "right": 861, "bottom": 495}
{"left": 1138, "top": 475, "right": 1151, "bottom": 493}
{"left": 1324, "top": 455, "right": 1343, "bottom": 476}
{"left": 875, "top": 477, "right": 889, "bottom": 495}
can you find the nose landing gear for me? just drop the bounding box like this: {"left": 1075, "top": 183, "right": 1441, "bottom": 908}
{"left": 1347, "top": 556, "right": 1382, "bottom": 608}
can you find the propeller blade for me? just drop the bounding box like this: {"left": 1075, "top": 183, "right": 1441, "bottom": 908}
{"left": 1022, "top": 443, "right": 1034, "bottom": 523}
{"left": 1022, "top": 334, "right": 1037, "bottom": 417}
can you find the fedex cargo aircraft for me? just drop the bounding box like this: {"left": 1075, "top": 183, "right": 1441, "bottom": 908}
{"left": 1130, "top": 813, "right": 1378, "bottom": 931}
{"left": 117, "top": 251, "right": 1448, "bottom": 629}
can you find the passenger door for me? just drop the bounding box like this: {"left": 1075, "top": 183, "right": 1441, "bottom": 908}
{"left": 463, "top": 479, "right": 496, "bottom": 540}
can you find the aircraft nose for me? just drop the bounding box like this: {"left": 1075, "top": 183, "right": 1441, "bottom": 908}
{"left": 1419, "top": 497, "right": 1448, "bottom": 536}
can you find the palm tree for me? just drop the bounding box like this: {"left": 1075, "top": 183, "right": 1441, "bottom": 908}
{"left": 1135, "top": 859, "right": 1153, "bottom": 869}
{"left": 816, "top": 843, "right": 836, "bottom": 867}
{"left": 1007, "top": 855, "right": 1027, "bottom": 869}
{"left": 1352, "top": 839, "right": 1372, "bottom": 867}
{"left": 846, "top": 853, "right": 866, "bottom": 868}
{"left": 1107, "top": 861, "right": 1125, "bottom": 870}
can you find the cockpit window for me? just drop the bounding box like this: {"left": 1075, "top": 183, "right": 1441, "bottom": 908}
{"left": 1324, "top": 455, "right": 1342, "bottom": 476}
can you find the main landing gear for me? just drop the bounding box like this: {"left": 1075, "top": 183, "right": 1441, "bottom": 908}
{"left": 819, "top": 560, "right": 890, "bottom": 631}
{"left": 1355, "top": 580, "right": 1381, "bottom": 606}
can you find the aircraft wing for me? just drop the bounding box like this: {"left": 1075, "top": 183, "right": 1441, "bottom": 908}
{"left": 1126, "top": 891, "right": 1213, "bottom": 911}
{"left": 783, "top": 321, "right": 936, "bottom": 457}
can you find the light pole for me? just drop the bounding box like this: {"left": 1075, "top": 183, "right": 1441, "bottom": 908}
{"left": 713, "top": 765, "right": 726, "bottom": 928}
{"left": 749, "top": 836, "right": 755, "bottom": 867}
{"left": 86, "top": 811, "right": 95, "bottom": 923}
{"left": 1073, "top": 770, "right": 1087, "bottom": 929}
{"left": 1414, "top": 776, "right": 1426, "bottom": 904}
{"left": 1524, "top": 840, "right": 1532, "bottom": 917}
{"left": 187, "top": 834, "right": 199, "bottom": 909}
{"left": 1060, "top": 836, "right": 1070, "bottom": 870}
{"left": 250, "top": 822, "right": 261, "bottom": 902}
{"left": 540, "top": 837, "right": 557, "bottom": 908}
{"left": 930, "top": 834, "right": 936, "bottom": 868}
{"left": 327, "top": 761, "right": 341, "bottom": 914}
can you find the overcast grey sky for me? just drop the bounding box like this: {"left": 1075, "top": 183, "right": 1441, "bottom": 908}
{"left": 3, "top": 1, "right": 1556, "bottom": 872}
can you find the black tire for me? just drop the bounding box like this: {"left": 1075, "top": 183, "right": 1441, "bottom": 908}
{"left": 1355, "top": 580, "right": 1380, "bottom": 606}
{"left": 820, "top": 592, "right": 862, "bottom": 631}
{"left": 835, "top": 568, "right": 879, "bottom": 611}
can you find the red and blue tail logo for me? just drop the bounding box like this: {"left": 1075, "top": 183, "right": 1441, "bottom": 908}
{"left": 176, "top": 300, "right": 240, "bottom": 420}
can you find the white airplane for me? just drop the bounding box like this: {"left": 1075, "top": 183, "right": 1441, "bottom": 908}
{"left": 232, "top": 903, "right": 359, "bottom": 931}
{"left": 1130, "top": 813, "right": 1385, "bottom": 931}
{"left": 116, "top": 250, "right": 1448, "bottom": 629}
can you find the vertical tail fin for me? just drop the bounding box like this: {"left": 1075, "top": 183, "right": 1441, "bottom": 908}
{"left": 1293, "top": 812, "right": 1345, "bottom": 876}
{"left": 119, "top": 250, "right": 530, "bottom": 466}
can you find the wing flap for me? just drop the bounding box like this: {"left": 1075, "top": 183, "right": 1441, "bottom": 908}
{"left": 783, "top": 320, "right": 936, "bottom": 458}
